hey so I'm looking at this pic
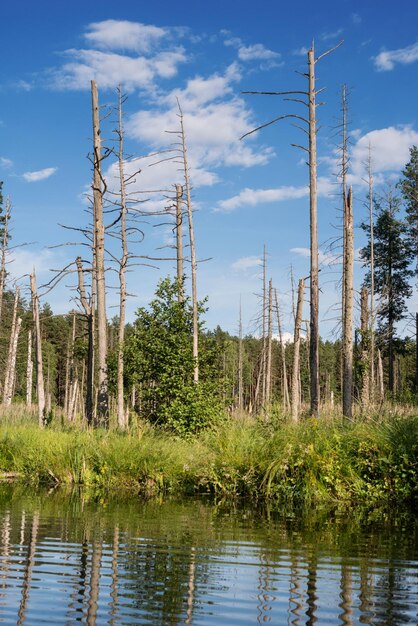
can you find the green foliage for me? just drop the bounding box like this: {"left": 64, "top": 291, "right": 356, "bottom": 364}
{"left": 398, "top": 145, "right": 418, "bottom": 273}
{"left": 125, "top": 278, "right": 223, "bottom": 435}
{"left": 0, "top": 414, "right": 416, "bottom": 506}
{"left": 361, "top": 190, "right": 413, "bottom": 335}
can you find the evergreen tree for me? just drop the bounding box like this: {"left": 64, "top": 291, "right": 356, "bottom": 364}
{"left": 361, "top": 189, "right": 414, "bottom": 393}
{"left": 125, "top": 278, "right": 223, "bottom": 435}
{"left": 399, "top": 146, "right": 418, "bottom": 273}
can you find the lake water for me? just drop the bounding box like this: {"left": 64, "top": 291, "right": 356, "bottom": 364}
{"left": 0, "top": 486, "right": 416, "bottom": 625}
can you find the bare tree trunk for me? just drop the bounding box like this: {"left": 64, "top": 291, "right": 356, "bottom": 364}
{"left": 45, "top": 359, "right": 52, "bottom": 415}
{"left": 274, "top": 289, "right": 290, "bottom": 412}
{"left": 178, "top": 102, "right": 199, "bottom": 383}
{"left": 341, "top": 85, "right": 348, "bottom": 334}
{"left": 175, "top": 183, "right": 184, "bottom": 303}
{"left": 342, "top": 187, "right": 354, "bottom": 418}
{"left": 261, "top": 244, "right": 267, "bottom": 405}
{"left": 91, "top": 79, "right": 109, "bottom": 426}
{"left": 116, "top": 86, "right": 128, "bottom": 430}
{"left": 238, "top": 297, "right": 243, "bottom": 410}
{"left": 377, "top": 348, "right": 384, "bottom": 401}
{"left": 30, "top": 272, "right": 45, "bottom": 426}
{"left": 0, "top": 197, "right": 10, "bottom": 327}
{"left": 26, "top": 330, "right": 33, "bottom": 406}
{"left": 3, "top": 286, "right": 20, "bottom": 405}
{"left": 76, "top": 256, "right": 94, "bottom": 426}
{"left": 64, "top": 313, "right": 76, "bottom": 419}
{"left": 291, "top": 278, "right": 305, "bottom": 422}
{"left": 368, "top": 144, "right": 375, "bottom": 401}
{"left": 360, "top": 287, "right": 370, "bottom": 413}
{"left": 265, "top": 279, "right": 273, "bottom": 406}
{"left": 308, "top": 45, "right": 320, "bottom": 417}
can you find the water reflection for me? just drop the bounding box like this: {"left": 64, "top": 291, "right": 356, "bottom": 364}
{"left": 0, "top": 486, "right": 416, "bottom": 625}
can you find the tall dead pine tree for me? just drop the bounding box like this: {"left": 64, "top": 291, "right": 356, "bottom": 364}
{"left": 307, "top": 44, "right": 321, "bottom": 417}
{"left": 178, "top": 102, "right": 199, "bottom": 383}
{"left": 238, "top": 297, "right": 244, "bottom": 411}
{"left": 30, "top": 271, "right": 45, "bottom": 426}
{"left": 360, "top": 286, "right": 370, "bottom": 412}
{"left": 175, "top": 184, "right": 184, "bottom": 303}
{"left": 342, "top": 187, "right": 354, "bottom": 418}
{"left": 275, "top": 289, "right": 290, "bottom": 412}
{"left": 116, "top": 86, "right": 129, "bottom": 430}
{"left": 26, "top": 330, "right": 33, "bottom": 406}
{"left": 91, "top": 80, "right": 109, "bottom": 425}
{"left": 0, "top": 197, "right": 10, "bottom": 327}
{"left": 76, "top": 256, "right": 95, "bottom": 425}
{"left": 291, "top": 278, "right": 305, "bottom": 422}
{"left": 3, "top": 286, "right": 22, "bottom": 406}
{"left": 242, "top": 39, "right": 342, "bottom": 418}
{"left": 367, "top": 144, "right": 376, "bottom": 400}
{"left": 265, "top": 278, "right": 273, "bottom": 405}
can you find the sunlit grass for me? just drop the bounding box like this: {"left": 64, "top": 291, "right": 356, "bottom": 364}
{"left": 0, "top": 408, "right": 416, "bottom": 506}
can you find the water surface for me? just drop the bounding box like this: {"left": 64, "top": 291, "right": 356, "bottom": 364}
{"left": 0, "top": 486, "right": 416, "bottom": 625}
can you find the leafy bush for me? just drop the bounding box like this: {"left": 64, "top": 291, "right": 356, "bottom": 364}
{"left": 125, "top": 278, "right": 224, "bottom": 435}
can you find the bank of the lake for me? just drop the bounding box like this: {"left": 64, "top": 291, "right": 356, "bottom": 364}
{"left": 0, "top": 414, "right": 416, "bottom": 506}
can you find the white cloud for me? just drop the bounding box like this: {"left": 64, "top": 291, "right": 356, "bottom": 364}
{"left": 350, "top": 125, "right": 418, "bottom": 181}
{"left": 238, "top": 43, "right": 280, "bottom": 62}
{"left": 374, "top": 41, "right": 418, "bottom": 71}
{"left": 0, "top": 157, "right": 13, "bottom": 169}
{"left": 84, "top": 20, "right": 167, "bottom": 53}
{"left": 22, "top": 167, "right": 57, "bottom": 182}
{"left": 293, "top": 46, "right": 309, "bottom": 56}
{"left": 223, "top": 34, "right": 280, "bottom": 64}
{"left": 217, "top": 185, "right": 308, "bottom": 212}
{"left": 216, "top": 177, "right": 333, "bottom": 212}
{"left": 127, "top": 66, "right": 273, "bottom": 179}
{"left": 7, "top": 248, "right": 55, "bottom": 281}
{"left": 320, "top": 29, "right": 343, "bottom": 42}
{"left": 290, "top": 247, "right": 339, "bottom": 266}
{"left": 15, "top": 80, "right": 33, "bottom": 91}
{"left": 51, "top": 48, "right": 187, "bottom": 91}
{"left": 351, "top": 13, "right": 362, "bottom": 25}
{"left": 231, "top": 255, "right": 262, "bottom": 271}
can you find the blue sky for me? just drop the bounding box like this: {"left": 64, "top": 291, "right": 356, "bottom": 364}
{"left": 1, "top": 0, "right": 418, "bottom": 338}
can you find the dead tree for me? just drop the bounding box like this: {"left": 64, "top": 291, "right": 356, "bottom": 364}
{"left": 367, "top": 143, "right": 376, "bottom": 400}
{"left": 377, "top": 348, "right": 384, "bottom": 401}
{"left": 0, "top": 196, "right": 10, "bottom": 327}
{"left": 3, "top": 286, "right": 22, "bottom": 406}
{"left": 115, "top": 86, "right": 129, "bottom": 430}
{"left": 26, "top": 330, "right": 33, "bottom": 406}
{"left": 242, "top": 40, "right": 343, "bottom": 418}
{"left": 342, "top": 187, "right": 354, "bottom": 418}
{"left": 261, "top": 245, "right": 268, "bottom": 405}
{"left": 30, "top": 271, "right": 45, "bottom": 426}
{"left": 291, "top": 278, "right": 305, "bottom": 422}
{"left": 265, "top": 278, "right": 273, "bottom": 405}
{"left": 360, "top": 287, "right": 370, "bottom": 412}
{"left": 76, "top": 257, "right": 95, "bottom": 426}
{"left": 275, "top": 288, "right": 290, "bottom": 412}
{"left": 178, "top": 102, "right": 199, "bottom": 383}
{"left": 238, "top": 297, "right": 244, "bottom": 410}
{"left": 175, "top": 183, "right": 184, "bottom": 303}
{"left": 91, "top": 80, "right": 109, "bottom": 426}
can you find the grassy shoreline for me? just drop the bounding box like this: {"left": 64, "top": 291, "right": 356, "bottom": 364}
{"left": 0, "top": 414, "right": 416, "bottom": 506}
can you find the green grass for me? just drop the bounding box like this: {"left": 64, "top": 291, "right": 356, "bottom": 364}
{"left": 0, "top": 411, "right": 416, "bottom": 506}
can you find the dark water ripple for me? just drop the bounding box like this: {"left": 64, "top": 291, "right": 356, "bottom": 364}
{"left": 0, "top": 490, "right": 416, "bottom": 625}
